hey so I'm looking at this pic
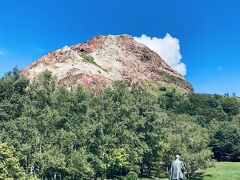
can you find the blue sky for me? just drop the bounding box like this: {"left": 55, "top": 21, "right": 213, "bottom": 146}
{"left": 0, "top": 0, "right": 240, "bottom": 95}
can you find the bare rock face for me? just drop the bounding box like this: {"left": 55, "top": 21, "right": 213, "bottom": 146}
{"left": 21, "top": 34, "right": 193, "bottom": 92}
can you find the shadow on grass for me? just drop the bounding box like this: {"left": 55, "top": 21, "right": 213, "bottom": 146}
{"left": 139, "top": 172, "right": 213, "bottom": 180}
{"left": 188, "top": 172, "right": 212, "bottom": 180}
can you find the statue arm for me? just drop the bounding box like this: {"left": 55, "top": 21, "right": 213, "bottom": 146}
{"left": 181, "top": 161, "right": 185, "bottom": 172}
{"left": 170, "top": 163, "right": 173, "bottom": 179}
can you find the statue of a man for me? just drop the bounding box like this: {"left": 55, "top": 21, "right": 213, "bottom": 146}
{"left": 170, "top": 155, "right": 185, "bottom": 180}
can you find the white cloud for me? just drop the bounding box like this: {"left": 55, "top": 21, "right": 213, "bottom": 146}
{"left": 133, "top": 34, "right": 186, "bottom": 76}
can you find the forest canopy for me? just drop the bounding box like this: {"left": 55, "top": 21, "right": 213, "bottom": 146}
{"left": 0, "top": 69, "right": 240, "bottom": 179}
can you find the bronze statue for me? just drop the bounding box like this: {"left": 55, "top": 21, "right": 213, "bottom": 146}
{"left": 170, "top": 155, "right": 185, "bottom": 180}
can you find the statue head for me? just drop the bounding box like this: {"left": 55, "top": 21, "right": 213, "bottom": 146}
{"left": 176, "top": 155, "right": 180, "bottom": 160}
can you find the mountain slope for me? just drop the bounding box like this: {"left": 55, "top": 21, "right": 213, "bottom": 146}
{"left": 21, "top": 34, "right": 193, "bottom": 92}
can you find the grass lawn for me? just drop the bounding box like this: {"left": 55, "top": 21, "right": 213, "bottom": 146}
{"left": 140, "top": 162, "right": 240, "bottom": 180}
{"left": 190, "top": 162, "right": 240, "bottom": 180}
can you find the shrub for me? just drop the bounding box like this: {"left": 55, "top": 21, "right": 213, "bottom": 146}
{"left": 125, "top": 171, "right": 138, "bottom": 180}
{"left": 159, "top": 87, "right": 167, "bottom": 91}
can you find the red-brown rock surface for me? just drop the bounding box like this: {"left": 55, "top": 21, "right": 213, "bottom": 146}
{"left": 21, "top": 34, "right": 193, "bottom": 92}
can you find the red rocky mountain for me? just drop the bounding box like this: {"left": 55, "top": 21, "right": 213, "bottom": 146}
{"left": 21, "top": 34, "right": 193, "bottom": 92}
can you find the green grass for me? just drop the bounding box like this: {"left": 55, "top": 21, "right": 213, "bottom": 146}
{"left": 190, "top": 162, "right": 240, "bottom": 180}
{"left": 139, "top": 162, "right": 240, "bottom": 180}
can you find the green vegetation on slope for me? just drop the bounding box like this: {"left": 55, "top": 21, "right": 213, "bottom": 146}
{"left": 154, "top": 70, "right": 193, "bottom": 91}
{"left": 81, "top": 55, "right": 108, "bottom": 72}
{"left": 140, "top": 79, "right": 189, "bottom": 96}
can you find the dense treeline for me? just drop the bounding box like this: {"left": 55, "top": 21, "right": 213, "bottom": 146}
{"left": 0, "top": 68, "right": 239, "bottom": 179}
{"left": 166, "top": 90, "right": 240, "bottom": 161}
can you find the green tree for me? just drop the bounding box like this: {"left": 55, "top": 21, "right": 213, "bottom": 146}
{"left": 0, "top": 142, "right": 26, "bottom": 179}
{"left": 67, "top": 149, "right": 94, "bottom": 179}
{"left": 0, "top": 68, "right": 29, "bottom": 121}
{"left": 160, "top": 115, "right": 212, "bottom": 177}
{"left": 210, "top": 121, "right": 240, "bottom": 161}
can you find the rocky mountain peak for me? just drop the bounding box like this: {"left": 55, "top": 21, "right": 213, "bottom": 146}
{"left": 21, "top": 34, "right": 193, "bottom": 92}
